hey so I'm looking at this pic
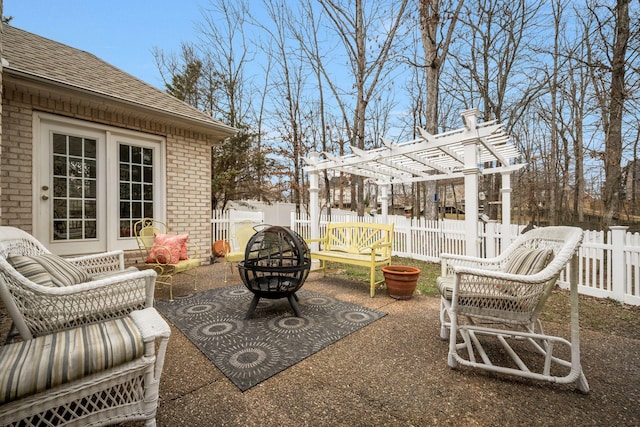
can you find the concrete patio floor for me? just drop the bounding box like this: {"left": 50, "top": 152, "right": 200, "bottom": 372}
{"left": 136, "top": 261, "right": 640, "bottom": 426}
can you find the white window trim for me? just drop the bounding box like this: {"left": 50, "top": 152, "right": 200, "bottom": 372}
{"left": 32, "top": 112, "right": 167, "bottom": 253}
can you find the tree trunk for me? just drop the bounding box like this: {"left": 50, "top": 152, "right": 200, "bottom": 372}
{"left": 602, "top": 0, "right": 629, "bottom": 228}
{"left": 418, "top": 0, "right": 463, "bottom": 220}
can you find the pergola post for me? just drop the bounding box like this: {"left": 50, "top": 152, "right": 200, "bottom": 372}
{"left": 463, "top": 167, "right": 480, "bottom": 257}
{"left": 461, "top": 109, "right": 480, "bottom": 257}
{"left": 308, "top": 153, "right": 320, "bottom": 251}
{"left": 380, "top": 184, "right": 389, "bottom": 224}
{"left": 501, "top": 171, "right": 513, "bottom": 244}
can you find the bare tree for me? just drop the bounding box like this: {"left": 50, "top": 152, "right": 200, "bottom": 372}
{"left": 603, "top": 0, "right": 630, "bottom": 227}
{"left": 418, "top": 0, "right": 463, "bottom": 219}
{"left": 292, "top": 0, "right": 333, "bottom": 215}
{"left": 445, "top": 0, "right": 545, "bottom": 220}
{"left": 583, "top": 0, "right": 631, "bottom": 228}
{"left": 256, "top": 0, "right": 311, "bottom": 213}
{"left": 318, "top": 0, "right": 409, "bottom": 215}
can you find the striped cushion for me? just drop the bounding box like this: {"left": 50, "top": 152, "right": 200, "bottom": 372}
{"left": 504, "top": 247, "right": 553, "bottom": 275}
{"left": 7, "top": 255, "right": 55, "bottom": 287}
{"left": 33, "top": 253, "right": 91, "bottom": 286}
{"left": 436, "top": 275, "right": 454, "bottom": 300}
{"left": 0, "top": 315, "right": 144, "bottom": 404}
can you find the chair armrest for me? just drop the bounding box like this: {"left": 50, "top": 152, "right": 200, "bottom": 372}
{"left": 452, "top": 265, "right": 555, "bottom": 284}
{"left": 66, "top": 250, "right": 125, "bottom": 276}
{"left": 144, "top": 245, "right": 178, "bottom": 264}
{"left": 10, "top": 269, "right": 156, "bottom": 339}
{"left": 188, "top": 244, "right": 200, "bottom": 259}
{"left": 440, "top": 252, "right": 501, "bottom": 276}
{"left": 129, "top": 308, "right": 171, "bottom": 379}
{"left": 440, "top": 252, "right": 499, "bottom": 265}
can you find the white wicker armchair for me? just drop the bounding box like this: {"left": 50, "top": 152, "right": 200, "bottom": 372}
{"left": 0, "top": 307, "right": 170, "bottom": 427}
{"left": 0, "top": 227, "right": 170, "bottom": 426}
{"left": 437, "top": 226, "right": 589, "bottom": 393}
{"left": 0, "top": 226, "right": 155, "bottom": 340}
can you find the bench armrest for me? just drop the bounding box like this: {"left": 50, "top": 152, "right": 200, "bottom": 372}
{"left": 305, "top": 237, "right": 326, "bottom": 244}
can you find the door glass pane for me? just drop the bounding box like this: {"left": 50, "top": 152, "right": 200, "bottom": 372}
{"left": 51, "top": 133, "right": 98, "bottom": 241}
{"left": 119, "top": 144, "right": 154, "bottom": 237}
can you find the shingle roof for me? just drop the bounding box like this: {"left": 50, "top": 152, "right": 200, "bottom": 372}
{"left": 2, "top": 25, "right": 236, "bottom": 138}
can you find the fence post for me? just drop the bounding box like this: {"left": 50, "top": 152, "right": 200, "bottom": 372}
{"left": 405, "top": 217, "right": 413, "bottom": 258}
{"left": 610, "top": 226, "right": 628, "bottom": 302}
{"left": 485, "top": 221, "right": 497, "bottom": 258}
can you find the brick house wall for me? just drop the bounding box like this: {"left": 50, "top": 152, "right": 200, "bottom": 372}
{"left": 1, "top": 85, "right": 216, "bottom": 264}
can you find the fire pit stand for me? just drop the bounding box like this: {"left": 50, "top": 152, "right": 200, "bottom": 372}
{"left": 238, "top": 226, "right": 311, "bottom": 319}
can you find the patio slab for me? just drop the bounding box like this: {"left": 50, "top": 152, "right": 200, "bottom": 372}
{"left": 131, "top": 262, "right": 640, "bottom": 426}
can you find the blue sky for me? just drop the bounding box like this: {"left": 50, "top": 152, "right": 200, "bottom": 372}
{"left": 4, "top": 0, "right": 205, "bottom": 89}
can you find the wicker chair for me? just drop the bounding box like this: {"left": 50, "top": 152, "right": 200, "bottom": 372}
{"left": 223, "top": 220, "right": 260, "bottom": 282}
{"left": 0, "top": 226, "right": 170, "bottom": 425}
{"left": 134, "top": 218, "right": 200, "bottom": 301}
{"left": 0, "top": 226, "right": 155, "bottom": 340}
{"left": 437, "top": 226, "right": 589, "bottom": 393}
{"left": 0, "top": 307, "right": 170, "bottom": 427}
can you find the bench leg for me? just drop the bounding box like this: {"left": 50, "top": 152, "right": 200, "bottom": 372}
{"left": 370, "top": 266, "right": 376, "bottom": 297}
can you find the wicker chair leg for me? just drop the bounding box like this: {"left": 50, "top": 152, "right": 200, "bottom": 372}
{"left": 439, "top": 298, "right": 450, "bottom": 340}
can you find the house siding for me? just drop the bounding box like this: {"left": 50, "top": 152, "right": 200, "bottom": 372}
{"left": 1, "top": 86, "right": 214, "bottom": 263}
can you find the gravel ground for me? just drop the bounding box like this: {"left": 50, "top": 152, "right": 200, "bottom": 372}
{"left": 2, "top": 261, "right": 639, "bottom": 426}
{"left": 147, "top": 261, "right": 640, "bottom": 427}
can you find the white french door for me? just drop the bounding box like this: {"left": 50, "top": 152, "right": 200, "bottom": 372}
{"left": 34, "top": 114, "right": 165, "bottom": 255}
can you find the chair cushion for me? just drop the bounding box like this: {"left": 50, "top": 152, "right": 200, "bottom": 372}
{"left": 0, "top": 315, "right": 144, "bottom": 404}
{"left": 7, "top": 253, "right": 90, "bottom": 287}
{"left": 173, "top": 257, "right": 201, "bottom": 273}
{"left": 34, "top": 253, "right": 92, "bottom": 286}
{"left": 7, "top": 255, "right": 56, "bottom": 287}
{"left": 146, "top": 233, "right": 189, "bottom": 264}
{"left": 503, "top": 247, "right": 554, "bottom": 275}
{"left": 436, "top": 275, "right": 454, "bottom": 299}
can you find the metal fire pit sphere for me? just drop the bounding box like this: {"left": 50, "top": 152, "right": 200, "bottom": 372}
{"left": 238, "top": 225, "right": 311, "bottom": 319}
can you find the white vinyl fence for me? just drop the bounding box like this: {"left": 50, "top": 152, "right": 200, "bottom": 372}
{"left": 212, "top": 209, "right": 640, "bottom": 306}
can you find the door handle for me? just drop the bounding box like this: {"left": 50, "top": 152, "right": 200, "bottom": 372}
{"left": 42, "top": 195, "right": 49, "bottom": 200}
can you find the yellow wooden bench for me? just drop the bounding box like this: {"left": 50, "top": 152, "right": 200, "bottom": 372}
{"left": 307, "top": 222, "right": 394, "bottom": 297}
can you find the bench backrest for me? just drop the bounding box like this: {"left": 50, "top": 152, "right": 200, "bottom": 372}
{"left": 324, "top": 222, "right": 394, "bottom": 256}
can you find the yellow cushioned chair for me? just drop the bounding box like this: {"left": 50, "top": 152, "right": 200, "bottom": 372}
{"left": 135, "top": 218, "right": 200, "bottom": 301}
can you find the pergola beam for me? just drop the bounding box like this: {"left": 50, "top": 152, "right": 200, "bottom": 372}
{"left": 303, "top": 108, "right": 523, "bottom": 258}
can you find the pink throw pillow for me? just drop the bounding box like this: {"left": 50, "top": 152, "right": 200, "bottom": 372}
{"left": 179, "top": 234, "right": 189, "bottom": 260}
{"left": 146, "top": 233, "right": 189, "bottom": 264}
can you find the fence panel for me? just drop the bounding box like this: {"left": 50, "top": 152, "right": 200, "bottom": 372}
{"left": 284, "top": 212, "right": 639, "bottom": 305}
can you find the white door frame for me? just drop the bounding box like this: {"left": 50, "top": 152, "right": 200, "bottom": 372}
{"left": 33, "top": 112, "right": 166, "bottom": 255}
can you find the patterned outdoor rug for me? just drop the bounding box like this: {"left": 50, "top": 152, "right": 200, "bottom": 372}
{"left": 156, "top": 284, "right": 386, "bottom": 391}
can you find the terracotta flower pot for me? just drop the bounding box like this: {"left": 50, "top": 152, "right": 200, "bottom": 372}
{"left": 382, "top": 265, "right": 421, "bottom": 300}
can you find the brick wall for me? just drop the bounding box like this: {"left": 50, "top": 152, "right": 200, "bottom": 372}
{"left": 166, "top": 134, "right": 212, "bottom": 262}
{"left": 1, "top": 97, "right": 33, "bottom": 232}
{"left": 1, "top": 86, "right": 215, "bottom": 263}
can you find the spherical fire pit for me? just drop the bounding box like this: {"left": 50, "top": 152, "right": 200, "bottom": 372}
{"left": 238, "top": 225, "right": 311, "bottom": 319}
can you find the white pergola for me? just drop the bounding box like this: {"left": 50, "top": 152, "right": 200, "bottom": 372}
{"left": 303, "top": 108, "right": 524, "bottom": 256}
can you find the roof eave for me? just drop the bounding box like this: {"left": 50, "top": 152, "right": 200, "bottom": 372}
{"left": 5, "top": 68, "right": 238, "bottom": 141}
